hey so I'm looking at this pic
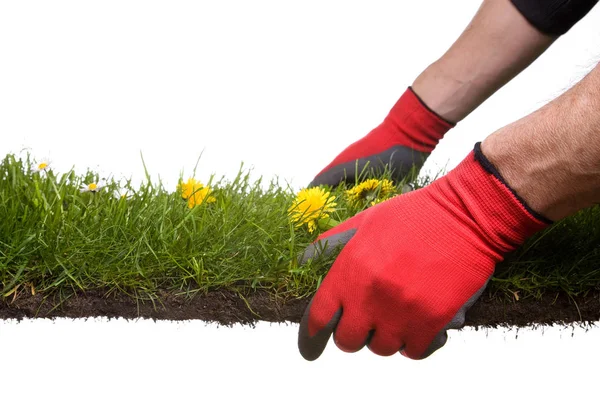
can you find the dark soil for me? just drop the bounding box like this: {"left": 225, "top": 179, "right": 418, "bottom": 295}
{"left": 1, "top": 287, "right": 599, "bottom": 328}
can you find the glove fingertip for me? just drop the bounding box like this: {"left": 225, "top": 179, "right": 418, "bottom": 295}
{"left": 400, "top": 330, "right": 448, "bottom": 360}
{"left": 298, "top": 298, "right": 342, "bottom": 361}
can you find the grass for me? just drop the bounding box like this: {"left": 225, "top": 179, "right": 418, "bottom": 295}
{"left": 0, "top": 152, "right": 599, "bottom": 306}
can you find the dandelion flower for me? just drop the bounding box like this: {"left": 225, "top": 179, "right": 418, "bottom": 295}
{"left": 80, "top": 181, "right": 106, "bottom": 193}
{"left": 288, "top": 187, "right": 337, "bottom": 232}
{"left": 179, "top": 178, "right": 216, "bottom": 208}
{"left": 31, "top": 159, "right": 51, "bottom": 173}
{"left": 346, "top": 179, "right": 395, "bottom": 206}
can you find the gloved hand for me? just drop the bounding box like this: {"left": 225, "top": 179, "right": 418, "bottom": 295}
{"left": 298, "top": 142, "right": 552, "bottom": 360}
{"left": 308, "top": 87, "right": 455, "bottom": 187}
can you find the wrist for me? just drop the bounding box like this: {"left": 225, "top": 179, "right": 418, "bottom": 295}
{"left": 383, "top": 87, "right": 455, "bottom": 153}
{"left": 412, "top": 61, "right": 477, "bottom": 124}
{"left": 481, "top": 117, "right": 600, "bottom": 221}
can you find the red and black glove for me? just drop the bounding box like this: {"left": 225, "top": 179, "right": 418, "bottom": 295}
{"left": 298, "top": 142, "right": 552, "bottom": 360}
{"left": 309, "top": 87, "right": 455, "bottom": 187}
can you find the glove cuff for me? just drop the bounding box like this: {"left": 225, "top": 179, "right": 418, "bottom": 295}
{"left": 384, "top": 87, "right": 455, "bottom": 153}
{"left": 420, "top": 143, "right": 553, "bottom": 266}
{"left": 473, "top": 142, "right": 553, "bottom": 225}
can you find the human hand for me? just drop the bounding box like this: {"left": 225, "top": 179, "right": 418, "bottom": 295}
{"left": 299, "top": 143, "right": 551, "bottom": 360}
{"left": 308, "top": 87, "right": 454, "bottom": 188}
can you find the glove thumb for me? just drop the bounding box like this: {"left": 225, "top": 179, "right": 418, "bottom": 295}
{"left": 298, "top": 212, "right": 365, "bottom": 265}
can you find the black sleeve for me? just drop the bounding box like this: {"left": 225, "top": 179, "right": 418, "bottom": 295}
{"left": 510, "top": 0, "right": 599, "bottom": 36}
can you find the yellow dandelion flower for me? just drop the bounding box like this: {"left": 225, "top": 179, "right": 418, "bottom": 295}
{"left": 288, "top": 187, "right": 337, "bottom": 232}
{"left": 346, "top": 179, "right": 395, "bottom": 206}
{"left": 179, "top": 178, "right": 216, "bottom": 208}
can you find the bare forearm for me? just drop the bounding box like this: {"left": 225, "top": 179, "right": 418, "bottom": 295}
{"left": 482, "top": 62, "right": 600, "bottom": 221}
{"left": 412, "top": 0, "right": 555, "bottom": 123}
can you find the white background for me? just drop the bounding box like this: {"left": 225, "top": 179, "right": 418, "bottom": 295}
{"left": 1, "top": 1, "right": 599, "bottom": 405}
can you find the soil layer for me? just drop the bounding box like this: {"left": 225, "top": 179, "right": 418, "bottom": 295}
{"left": 1, "top": 288, "right": 599, "bottom": 328}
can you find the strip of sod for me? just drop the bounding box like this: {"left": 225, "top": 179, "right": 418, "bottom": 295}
{"left": 1, "top": 153, "right": 599, "bottom": 325}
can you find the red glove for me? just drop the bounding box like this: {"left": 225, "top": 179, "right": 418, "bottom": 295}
{"left": 298, "top": 143, "right": 552, "bottom": 360}
{"left": 309, "top": 87, "right": 455, "bottom": 187}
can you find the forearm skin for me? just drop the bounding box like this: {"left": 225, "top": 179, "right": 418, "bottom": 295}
{"left": 482, "top": 62, "right": 600, "bottom": 221}
{"left": 412, "top": 0, "right": 555, "bottom": 123}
